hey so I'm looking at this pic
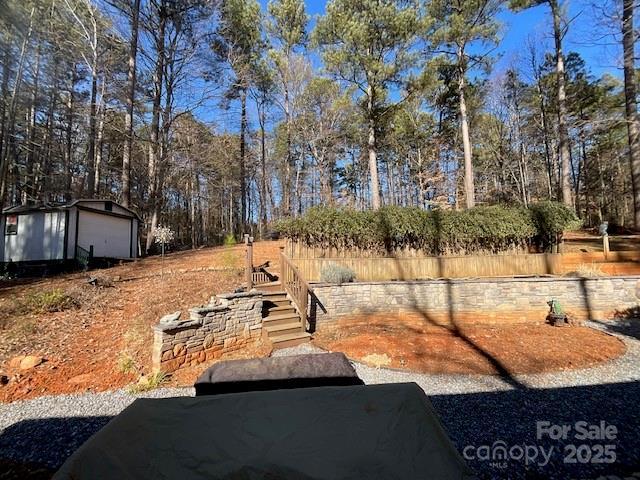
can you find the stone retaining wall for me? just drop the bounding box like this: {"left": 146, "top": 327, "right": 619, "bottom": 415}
{"left": 310, "top": 276, "right": 640, "bottom": 327}
{"left": 152, "top": 290, "right": 263, "bottom": 373}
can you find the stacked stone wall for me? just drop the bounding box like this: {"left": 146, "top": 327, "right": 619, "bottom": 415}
{"left": 310, "top": 277, "right": 640, "bottom": 326}
{"left": 152, "top": 291, "right": 263, "bottom": 373}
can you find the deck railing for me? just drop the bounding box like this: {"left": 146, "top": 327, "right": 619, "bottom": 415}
{"left": 75, "top": 245, "right": 93, "bottom": 270}
{"left": 279, "top": 247, "right": 309, "bottom": 332}
{"left": 251, "top": 268, "right": 272, "bottom": 286}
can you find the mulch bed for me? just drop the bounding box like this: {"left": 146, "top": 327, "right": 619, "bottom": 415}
{"left": 313, "top": 313, "right": 627, "bottom": 375}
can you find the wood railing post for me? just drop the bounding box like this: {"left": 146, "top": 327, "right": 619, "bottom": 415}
{"left": 279, "top": 246, "right": 286, "bottom": 286}
{"left": 300, "top": 282, "right": 308, "bottom": 332}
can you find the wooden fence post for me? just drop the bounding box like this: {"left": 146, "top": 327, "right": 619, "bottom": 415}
{"left": 245, "top": 234, "right": 253, "bottom": 290}
{"left": 603, "top": 234, "right": 610, "bottom": 260}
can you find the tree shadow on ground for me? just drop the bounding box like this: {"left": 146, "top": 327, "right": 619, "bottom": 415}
{"left": 2, "top": 383, "right": 638, "bottom": 480}
{"left": 577, "top": 277, "right": 640, "bottom": 341}
{"left": 591, "top": 310, "right": 640, "bottom": 342}
{"left": 0, "top": 415, "right": 113, "bottom": 479}
{"left": 375, "top": 210, "right": 527, "bottom": 389}
{"left": 430, "top": 380, "right": 640, "bottom": 479}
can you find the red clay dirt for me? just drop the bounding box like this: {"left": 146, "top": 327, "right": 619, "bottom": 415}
{"left": 312, "top": 313, "right": 626, "bottom": 375}
{"left": 0, "top": 241, "right": 283, "bottom": 403}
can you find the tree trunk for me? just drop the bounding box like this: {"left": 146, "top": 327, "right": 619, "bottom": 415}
{"left": 64, "top": 67, "right": 76, "bottom": 202}
{"left": 532, "top": 60, "right": 555, "bottom": 199}
{"left": 39, "top": 59, "right": 59, "bottom": 201}
{"left": 319, "top": 157, "right": 334, "bottom": 205}
{"left": 622, "top": 0, "right": 640, "bottom": 228}
{"left": 93, "top": 100, "right": 105, "bottom": 196}
{"left": 24, "top": 43, "right": 41, "bottom": 204}
{"left": 190, "top": 164, "right": 198, "bottom": 248}
{"left": 239, "top": 86, "right": 247, "bottom": 231}
{"left": 458, "top": 60, "right": 475, "bottom": 209}
{"left": 122, "top": 0, "right": 141, "bottom": 209}
{"left": 145, "top": 1, "right": 166, "bottom": 254}
{"left": 283, "top": 73, "right": 292, "bottom": 215}
{"left": 0, "top": 6, "right": 34, "bottom": 213}
{"left": 550, "top": 0, "right": 572, "bottom": 207}
{"left": 367, "top": 85, "right": 381, "bottom": 210}
{"left": 259, "top": 103, "right": 267, "bottom": 235}
{"left": 0, "top": 37, "right": 12, "bottom": 173}
{"left": 86, "top": 54, "right": 98, "bottom": 197}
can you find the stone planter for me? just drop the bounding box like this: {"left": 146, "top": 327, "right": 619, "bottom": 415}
{"left": 548, "top": 313, "right": 567, "bottom": 327}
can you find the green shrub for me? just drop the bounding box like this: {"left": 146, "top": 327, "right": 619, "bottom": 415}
{"left": 223, "top": 233, "right": 237, "bottom": 246}
{"left": 529, "top": 201, "right": 582, "bottom": 247}
{"left": 128, "top": 371, "right": 167, "bottom": 393}
{"left": 20, "top": 289, "right": 78, "bottom": 314}
{"left": 276, "top": 202, "right": 579, "bottom": 255}
{"left": 117, "top": 352, "right": 137, "bottom": 374}
{"left": 320, "top": 263, "right": 356, "bottom": 284}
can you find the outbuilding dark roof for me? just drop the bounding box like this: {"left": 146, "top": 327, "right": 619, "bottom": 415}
{"left": 3, "top": 203, "right": 65, "bottom": 214}
{"left": 2, "top": 199, "right": 140, "bottom": 220}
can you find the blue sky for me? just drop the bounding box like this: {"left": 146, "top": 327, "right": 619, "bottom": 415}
{"left": 256, "top": 0, "right": 620, "bottom": 77}
{"left": 208, "top": 0, "right": 621, "bottom": 131}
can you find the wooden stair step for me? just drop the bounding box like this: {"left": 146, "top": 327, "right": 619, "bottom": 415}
{"left": 261, "top": 292, "right": 288, "bottom": 302}
{"left": 262, "top": 290, "right": 286, "bottom": 296}
{"left": 266, "top": 305, "right": 295, "bottom": 313}
{"left": 257, "top": 282, "right": 283, "bottom": 292}
{"left": 263, "top": 315, "right": 299, "bottom": 328}
{"left": 265, "top": 321, "right": 303, "bottom": 336}
{"left": 269, "top": 331, "right": 312, "bottom": 349}
{"left": 263, "top": 312, "right": 300, "bottom": 322}
{"left": 263, "top": 299, "right": 292, "bottom": 308}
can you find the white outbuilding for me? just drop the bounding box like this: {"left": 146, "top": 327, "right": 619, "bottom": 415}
{"left": 1, "top": 199, "right": 140, "bottom": 265}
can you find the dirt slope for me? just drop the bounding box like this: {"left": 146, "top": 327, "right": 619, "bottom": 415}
{"left": 0, "top": 241, "right": 283, "bottom": 402}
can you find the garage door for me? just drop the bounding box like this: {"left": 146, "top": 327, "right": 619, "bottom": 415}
{"left": 77, "top": 210, "right": 132, "bottom": 259}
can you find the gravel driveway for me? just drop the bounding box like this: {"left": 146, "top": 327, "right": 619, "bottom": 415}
{"left": 1, "top": 320, "right": 639, "bottom": 479}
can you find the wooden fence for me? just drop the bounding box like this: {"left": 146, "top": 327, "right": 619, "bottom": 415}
{"left": 292, "top": 250, "right": 640, "bottom": 282}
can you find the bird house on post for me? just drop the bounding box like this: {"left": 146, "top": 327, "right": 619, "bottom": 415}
{"left": 244, "top": 234, "right": 254, "bottom": 290}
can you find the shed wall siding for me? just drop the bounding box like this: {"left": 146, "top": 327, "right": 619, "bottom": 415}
{"left": 0, "top": 216, "right": 5, "bottom": 260}
{"left": 131, "top": 219, "right": 139, "bottom": 258}
{"left": 66, "top": 208, "right": 78, "bottom": 259}
{"left": 77, "top": 210, "right": 132, "bottom": 259}
{"left": 3, "top": 211, "right": 66, "bottom": 262}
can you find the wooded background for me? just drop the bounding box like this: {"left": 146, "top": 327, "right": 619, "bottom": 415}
{"left": 0, "top": 0, "right": 638, "bottom": 252}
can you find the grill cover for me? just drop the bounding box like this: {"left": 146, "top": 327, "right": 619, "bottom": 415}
{"left": 194, "top": 352, "right": 363, "bottom": 396}
{"left": 54, "top": 383, "right": 474, "bottom": 480}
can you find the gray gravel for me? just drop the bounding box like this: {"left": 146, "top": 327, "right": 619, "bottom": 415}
{"left": 279, "top": 320, "right": 640, "bottom": 394}
{"left": 1, "top": 320, "right": 639, "bottom": 479}
{"left": 277, "top": 320, "right": 640, "bottom": 479}
{"left": 0, "top": 387, "right": 192, "bottom": 471}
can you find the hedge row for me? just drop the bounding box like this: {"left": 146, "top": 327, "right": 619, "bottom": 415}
{"left": 275, "top": 202, "right": 581, "bottom": 255}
